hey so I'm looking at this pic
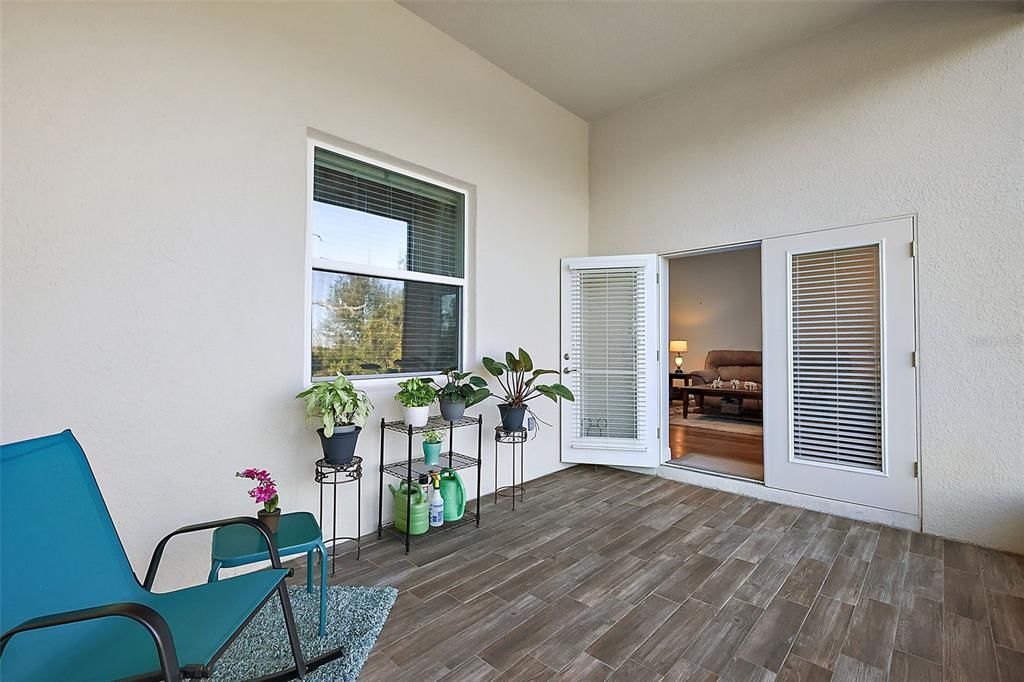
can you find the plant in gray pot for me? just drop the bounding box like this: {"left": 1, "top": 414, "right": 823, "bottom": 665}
{"left": 482, "top": 348, "right": 574, "bottom": 432}
{"left": 295, "top": 374, "right": 373, "bottom": 465}
{"left": 434, "top": 368, "right": 490, "bottom": 422}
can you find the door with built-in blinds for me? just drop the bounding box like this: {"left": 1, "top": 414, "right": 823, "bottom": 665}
{"left": 762, "top": 216, "right": 918, "bottom": 514}
{"left": 560, "top": 255, "right": 662, "bottom": 468}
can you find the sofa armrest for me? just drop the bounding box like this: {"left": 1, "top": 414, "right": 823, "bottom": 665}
{"left": 689, "top": 370, "right": 718, "bottom": 385}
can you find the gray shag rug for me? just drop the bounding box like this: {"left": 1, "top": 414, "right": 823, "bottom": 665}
{"left": 210, "top": 585, "right": 397, "bottom": 681}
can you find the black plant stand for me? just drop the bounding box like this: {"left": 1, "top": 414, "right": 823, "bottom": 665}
{"left": 494, "top": 427, "right": 526, "bottom": 510}
{"left": 314, "top": 456, "right": 362, "bottom": 574}
{"left": 376, "top": 415, "right": 483, "bottom": 554}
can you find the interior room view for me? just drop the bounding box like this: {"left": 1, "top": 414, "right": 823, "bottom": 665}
{"left": 667, "top": 246, "right": 764, "bottom": 481}
{"left": 2, "top": 2, "right": 1022, "bottom": 682}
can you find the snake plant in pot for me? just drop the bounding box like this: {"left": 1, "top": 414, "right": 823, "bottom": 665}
{"left": 395, "top": 377, "right": 436, "bottom": 428}
{"left": 482, "top": 348, "right": 574, "bottom": 431}
{"left": 295, "top": 374, "right": 373, "bottom": 465}
{"left": 434, "top": 368, "right": 491, "bottom": 421}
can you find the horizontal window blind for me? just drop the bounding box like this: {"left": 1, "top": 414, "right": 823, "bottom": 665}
{"left": 313, "top": 147, "right": 464, "bottom": 279}
{"left": 790, "top": 245, "right": 883, "bottom": 471}
{"left": 568, "top": 267, "right": 645, "bottom": 442}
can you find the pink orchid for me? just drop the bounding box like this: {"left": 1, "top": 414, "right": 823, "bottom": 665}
{"left": 236, "top": 468, "right": 280, "bottom": 513}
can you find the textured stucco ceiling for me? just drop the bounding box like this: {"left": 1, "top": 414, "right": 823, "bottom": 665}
{"left": 399, "top": 0, "right": 884, "bottom": 121}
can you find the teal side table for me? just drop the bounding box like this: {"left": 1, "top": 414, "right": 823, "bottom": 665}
{"left": 209, "top": 510, "right": 328, "bottom": 635}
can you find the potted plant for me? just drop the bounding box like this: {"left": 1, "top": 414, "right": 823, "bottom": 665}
{"left": 422, "top": 429, "right": 443, "bottom": 466}
{"left": 236, "top": 467, "right": 281, "bottom": 533}
{"left": 295, "top": 374, "right": 373, "bottom": 465}
{"left": 482, "top": 348, "right": 575, "bottom": 431}
{"left": 395, "top": 377, "right": 436, "bottom": 427}
{"left": 434, "top": 368, "right": 491, "bottom": 421}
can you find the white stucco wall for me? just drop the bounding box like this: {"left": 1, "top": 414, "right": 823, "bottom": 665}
{"left": 1, "top": 1, "right": 588, "bottom": 586}
{"left": 591, "top": 3, "right": 1024, "bottom": 553}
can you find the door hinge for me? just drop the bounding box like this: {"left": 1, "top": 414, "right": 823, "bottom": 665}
{"left": 657, "top": 427, "right": 661, "bottom": 440}
{"left": 912, "top": 351, "right": 918, "bottom": 367}
{"left": 910, "top": 241, "right": 916, "bottom": 257}
{"left": 913, "top": 461, "right": 919, "bottom": 478}
{"left": 656, "top": 349, "right": 660, "bottom": 362}
{"left": 656, "top": 271, "right": 660, "bottom": 284}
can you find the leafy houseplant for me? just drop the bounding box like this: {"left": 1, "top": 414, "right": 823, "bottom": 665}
{"left": 395, "top": 377, "right": 436, "bottom": 428}
{"left": 422, "top": 429, "right": 443, "bottom": 466}
{"left": 482, "top": 348, "right": 574, "bottom": 431}
{"left": 236, "top": 468, "right": 281, "bottom": 533}
{"left": 434, "top": 368, "right": 490, "bottom": 421}
{"left": 295, "top": 374, "right": 373, "bottom": 465}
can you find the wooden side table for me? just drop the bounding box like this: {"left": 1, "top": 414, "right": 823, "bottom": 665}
{"left": 669, "top": 371, "right": 693, "bottom": 407}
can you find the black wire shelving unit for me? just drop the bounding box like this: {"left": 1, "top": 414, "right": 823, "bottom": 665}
{"left": 376, "top": 414, "right": 483, "bottom": 554}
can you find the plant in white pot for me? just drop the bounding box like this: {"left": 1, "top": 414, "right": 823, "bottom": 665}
{"left": 434, "top": 368, "right": 490, "bottom": 421}
{"left": 395, "top": 377, "right": 436, "bottom": 428}
{"left": 295, "top": 374, "right": 372, "bottom": 465}
{"left": 482, "top": 348, "right": 574, "bottom": 431}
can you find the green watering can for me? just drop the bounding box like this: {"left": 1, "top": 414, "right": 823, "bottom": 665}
{"left": 389, "top": 480, "right": 428, "bottom": 535}
{"left": 439, "top": 467, "right": 466, "bottom": 522}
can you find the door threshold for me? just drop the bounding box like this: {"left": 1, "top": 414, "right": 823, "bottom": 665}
{"left": 663, "top": 460, "right": 763, "bottom": 485}
{"left": 654, "top": 463, "right": 921, "bottom": 530}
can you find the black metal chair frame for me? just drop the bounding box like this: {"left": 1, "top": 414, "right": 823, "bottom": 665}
{"left": 1, "top": 516, "right": 347, "bottom": 681}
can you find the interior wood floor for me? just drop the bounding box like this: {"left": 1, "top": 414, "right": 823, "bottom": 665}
{"left": 670, "top": 424, "right": 764, "bottom": 481}
{"left": 291, "top": 466, "right": 1024, "bottom": 682}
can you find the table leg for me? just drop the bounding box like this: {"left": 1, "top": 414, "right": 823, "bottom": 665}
{"left": 317, "top": 541, "right": 328, "bottom": 637}
{"left": 306, "top": 550, "right": 314, "bottom": 594}
{"left": 207, "top": 561, "right": 221, "bottom": 583}
{"left": 683, "top": 389, "right": 689, "bottom": 418}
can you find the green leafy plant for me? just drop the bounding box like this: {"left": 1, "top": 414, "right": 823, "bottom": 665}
{"left": 295, "top": 374, "right": 373, "bottom": 437}
{"left": 434, "top": 368, "right": 490, "bottom": 407}
{"left": 395, "top": 377, "right": 436, "bottom": 408}
{"left": 481, "top": 348, "right": 574, "bottom": 407}
{"left": 423, "top": 430, "right": 443, "bottom": 445}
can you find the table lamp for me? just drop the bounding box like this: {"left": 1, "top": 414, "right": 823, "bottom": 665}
{"left": 670, "top": 340, "right": 688, "bottom": 373}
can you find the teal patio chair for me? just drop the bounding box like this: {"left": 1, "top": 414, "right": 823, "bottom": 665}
{"left": 0, "top": 430, "right": 345, "bottom": 681}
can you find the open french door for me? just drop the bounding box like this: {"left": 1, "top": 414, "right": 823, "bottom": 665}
{"left": 762, "top": 216, "right": 919, "bottom": 514}
{"left": 560, "top": 255, "right": 663, "bottom": 467}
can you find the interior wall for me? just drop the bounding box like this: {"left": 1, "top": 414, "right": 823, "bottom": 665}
{"left": 1, "top": 1, "right": 589, "bottom": 587}
{"left": 668, "top": 248, "right": 762, "bottom": 373}
{"left": 590, "top": 3, "right": 1024, "bottom": 553}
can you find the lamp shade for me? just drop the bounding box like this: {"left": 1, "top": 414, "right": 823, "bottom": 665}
{"left": 669, "top": 340, "right": 688, "bottom": 353}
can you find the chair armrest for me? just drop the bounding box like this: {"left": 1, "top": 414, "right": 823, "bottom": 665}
{"left": 0, "top": 602, "right": 181, "bottom": 682}
{"left": 144, "top": 516, "right": 286, "bottom": 591}
{"left": 689, "top": 370, "right": 718, "bottom": 385}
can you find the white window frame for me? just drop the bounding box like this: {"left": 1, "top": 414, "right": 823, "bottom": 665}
{"left": 303, "top": 133, "right": 475, "bottom": 387}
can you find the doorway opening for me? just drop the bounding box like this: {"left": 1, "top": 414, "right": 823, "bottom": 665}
{"left": 666, "top": 244, "right": 764, "bottom": 480}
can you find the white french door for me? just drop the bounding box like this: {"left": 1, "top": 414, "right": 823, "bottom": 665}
{"left": 560, "top": 255, "right": 663, "bottom": 467}
{"left": 762, "top": 216, "right": 919, "bottom": 514}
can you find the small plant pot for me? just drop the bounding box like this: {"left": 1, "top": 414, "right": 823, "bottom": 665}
{"left": 439, "top": 399, "right": 466, "bottom": 422}
{"left": 423, "top": 440, "right": 442, "bottom": 466}
{"left": 403, "top": 405, "right": 429, "bottom": 428}
{"left": 318, "top": 426, "right": 361, "bottom": 466}
{"left": 498, "top": 403, "right": 527, "bottom": 432}
{"left": 258, "top": 508, "right": 281, "bottom": 534}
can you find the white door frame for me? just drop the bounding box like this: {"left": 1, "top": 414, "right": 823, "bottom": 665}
{"left": 653, "top": 216, "right": 921, "bottom": 519}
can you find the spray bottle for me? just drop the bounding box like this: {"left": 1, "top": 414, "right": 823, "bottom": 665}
{"left": 429, "top": 470, "right": 445, "bottom": 528}
{"left": 418, "top": 473, "right": 432, "bottom": 506}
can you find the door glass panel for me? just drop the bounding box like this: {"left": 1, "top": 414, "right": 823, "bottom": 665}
{"left": 790, "top": 245, "right": 883, "bottom": 471}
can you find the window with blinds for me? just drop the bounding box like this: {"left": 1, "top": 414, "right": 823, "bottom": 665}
{"left": 567, "top": 267, "right": 646, "bottom": 442}
{"left": 309, "top": 145, "right": 465, "bottom": 379}
{"left": 790, "top": 244, "right": 883, "bottom": 471}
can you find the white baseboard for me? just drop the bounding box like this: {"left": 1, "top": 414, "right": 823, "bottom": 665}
{"left": 616, "top": 463, "right": 921, "bottom": 531}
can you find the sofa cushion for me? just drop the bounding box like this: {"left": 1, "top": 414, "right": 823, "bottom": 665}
{"left": 716, "top": 365, "right": 762, "bottom": 383}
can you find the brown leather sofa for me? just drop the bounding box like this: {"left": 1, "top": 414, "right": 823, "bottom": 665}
{"left": 690, "top": 350, "right": 762, "bottom": 412}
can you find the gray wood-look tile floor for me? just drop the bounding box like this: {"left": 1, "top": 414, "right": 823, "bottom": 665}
{"left": 292, "top": 466, "right": 1024, "bottom": 681}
